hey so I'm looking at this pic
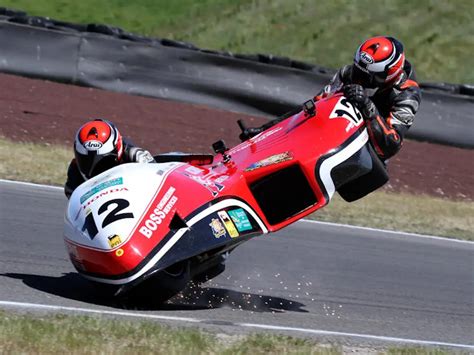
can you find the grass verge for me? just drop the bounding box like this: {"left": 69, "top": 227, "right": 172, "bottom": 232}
{"left": 1, "top": 137, "right": 472, "bottom": 240}
{"left": 0, "top": 310, "right": 339, "bottom": 354}
{"left": 311, "top": 193, "right": 473, "bottom": 241}
{"left": 0, "top": 310, "right": 455, "bottom": 354}
{"left": 2, "top": 0, "right": 473, "bottom": 84}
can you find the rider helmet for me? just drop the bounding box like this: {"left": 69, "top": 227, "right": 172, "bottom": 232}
{"left": 74, "top": 119, "right": 123, "bottom": 180}
{"left": 352, "top": 36, "right": 405, "bottom": 88}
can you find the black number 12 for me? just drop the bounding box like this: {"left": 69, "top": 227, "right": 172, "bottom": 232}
{"left": 98, "top": 199, "right": 134, "bottom": 228}
{"left": 81, "top": 199, "right": 134, "bottom": 239}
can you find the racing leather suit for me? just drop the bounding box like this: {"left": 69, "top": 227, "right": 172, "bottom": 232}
{"left": 315, "top": 62, "right": 421, "bottom": 160}
{"left": 64, "top": 139, "right": 154, "bottom": 199}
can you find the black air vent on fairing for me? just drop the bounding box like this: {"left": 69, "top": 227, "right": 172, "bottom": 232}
{"left": 250, "top": 165, "right": 317, "bottom": 225}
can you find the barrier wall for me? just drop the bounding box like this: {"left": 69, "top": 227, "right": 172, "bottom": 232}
{"left": 1, "top": 8, "right": 473, "bottom": 148}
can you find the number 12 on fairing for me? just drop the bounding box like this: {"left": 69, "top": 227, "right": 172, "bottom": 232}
{"left": 81, "top": 198, "right": 134, "bottom": 240}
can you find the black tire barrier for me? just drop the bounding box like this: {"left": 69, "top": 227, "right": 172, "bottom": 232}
{"left": 0, "top": 7, "right": 472, "bottom": 148}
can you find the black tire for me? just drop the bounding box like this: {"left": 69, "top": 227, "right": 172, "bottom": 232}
{"left": 192, "top": 262, "right": 226, "bottom": 285}
{"left": 128, "top": 261, "right": 191, "bottom": 304}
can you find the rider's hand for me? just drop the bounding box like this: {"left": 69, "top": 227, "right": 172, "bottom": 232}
{"left": 343, "top": 84, "right": 369, "bottom": 106}
{"left": 343, "top": 84, "right": 376, "bottom": 120}
{"left": 134, "top": 149, "right": 155, "bottom": 163}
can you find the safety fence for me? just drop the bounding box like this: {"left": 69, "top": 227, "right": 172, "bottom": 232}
{"left": 1, "top": 8, "right": 473, "bottom": 148}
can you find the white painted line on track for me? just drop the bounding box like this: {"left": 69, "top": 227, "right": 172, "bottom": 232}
{"left": 0, "top": 300, "right": 200, "bottom": 323}
{"left": 240, "top": 323, "right": 474, "bottom": 350}
{"left": 300, "top": 219, "right": 474, "bottom": 245}
{"left": 0, "top": 179, "right": 62, "bottom": 190}
{"left": 1, "top": 300, "right": 473, "bottom": 350}
{"left": 2, "top": 178, "right": 472, "bottom": 245}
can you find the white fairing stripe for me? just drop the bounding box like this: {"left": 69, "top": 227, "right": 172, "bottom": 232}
{"left": 83, "top": 199, "right": 268, "bottom": 285}
{"left": 319, "top": 129, "right": 369, "bottom": 201}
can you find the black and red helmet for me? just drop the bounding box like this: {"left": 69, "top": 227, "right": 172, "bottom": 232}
{"left": 74, "top": 119, "right": 123, "bottom": 180}
{"left": 352, "top": 36, "right": 405, "bottom": 87}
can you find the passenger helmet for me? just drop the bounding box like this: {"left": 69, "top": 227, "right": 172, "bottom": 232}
{"left": 352, "top": 36, "right": 405, "bottom": 87}
{"left": 74, "top": 119, "right": 123, "bottom": 180}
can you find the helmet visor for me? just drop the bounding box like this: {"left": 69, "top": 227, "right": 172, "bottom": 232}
{"left": 352, "top": 64, "right": 387, "bottom": 88}
{"left": 75, "top": 152, "right": 118, "bottom": 179}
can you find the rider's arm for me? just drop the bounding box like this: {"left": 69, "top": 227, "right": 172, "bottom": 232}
{"left": 122, "top": 139, "right": 155, "bottom": 163}
{"left": 365, "top": 80, "right": 421, "bottom": 159}
{"left": 64, "top": 159, "right": 85, "bottom": 199}
{"left": 314, "top": 65, "right": 351, "bottom": 101}
{"left": 239, "top": 66, "right": 350, "bottom": 141}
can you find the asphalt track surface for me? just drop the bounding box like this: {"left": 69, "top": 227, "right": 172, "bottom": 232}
{"left": 1, "top": 180, "right": 473, "bottom": 349}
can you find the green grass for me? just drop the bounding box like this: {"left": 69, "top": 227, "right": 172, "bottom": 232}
{"left": 0, "top": 310, "right": 457, "bottom": 354}
{"left": 1, "top": 136, "right": 473, "bottom": 240}
{"left": 1, "top": 0, "right": 473, "bottom": 84}
{"left": 0, "top": 311, "right": 340, "bottom": 354}
{"left": 311, "top": 193, "right": 474, "bottom": 241}
{"left": 0, "top": 137, "right": 71, "bottom": 186}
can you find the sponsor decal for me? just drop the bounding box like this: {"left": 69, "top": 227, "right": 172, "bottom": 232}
{"left": 227, "top": 208, "right": 253, "bottom": 232}
{"left": 215, "top": 175, "right": 229, "bottom": 184}
{"left": 245, "top": 152, "right": 293, "bottom": 172}
{"left": 329, "top": 97, "right": 364, "bottom": 132}
{"left": 157, "top": 162, "right": 183, "bottom": 175}
{"left": 218, "top": 211, "right": 239, "bottom": 238}
{"left": 139, "top": 187, "right": 178, "bottom": 238}
{"left": 182, "top": 172, "right": 226, "bottom": 197}
{"left": 185, "top": 166, "right": 202, "bottom": 175}
{"left": 84, "top": 140, "right": 103, "bottom": 151}
{"left": 107, "top": 234, "right": 122, "bottom": 248}
{"left": 360, "top": 51, "right": 374, "bottom": 64}
{"left": 81, "top": 187, "right": 129, "bottom": 210}
{"left": 209, "top": 218, "right": 226, "bottom": 239}
{"left": 80, "top": 177, "right": 123, "bottom": 203}
{"left": 115, "top": 248, "right": 124, "bottom": 257}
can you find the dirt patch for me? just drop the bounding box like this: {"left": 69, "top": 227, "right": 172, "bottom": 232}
{"left": 1, "top": 73, "right": 473, "bottom": 201}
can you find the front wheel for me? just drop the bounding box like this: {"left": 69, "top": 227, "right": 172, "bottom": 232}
{"left": 122, "top": 261, "right": 191, "bottom": 305}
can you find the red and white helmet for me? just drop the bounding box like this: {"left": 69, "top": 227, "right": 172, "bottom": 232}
{"left": 74, "top": 119, "right": 123, "bottom": 180}
{"left": 352, "top": 36, "right": 405, "bottom": 87}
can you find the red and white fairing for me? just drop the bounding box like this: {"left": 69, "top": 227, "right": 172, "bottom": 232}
{"left": 64, "top": 94, "right": 383, "bottom": 289}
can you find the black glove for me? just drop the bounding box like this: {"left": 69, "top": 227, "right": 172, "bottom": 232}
{"left": 343, "top": 84, "right": 377, "bottom": 120}
{"left": 344, "top": 84, "right": 369, "bottom": 107}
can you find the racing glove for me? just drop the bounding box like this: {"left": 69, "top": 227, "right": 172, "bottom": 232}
{"left": 344, "top": 84, "right": 403, "bottom": 159}
{"left": 343, "top": 84, "right": 377, "bottom": 120}
{"left": 130, "top": 147, "right": 155, "bottom": 163}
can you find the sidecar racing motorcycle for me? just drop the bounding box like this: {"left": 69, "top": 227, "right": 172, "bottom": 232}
{"left": 63, "top": 93, "right": 388, "bottom": 300}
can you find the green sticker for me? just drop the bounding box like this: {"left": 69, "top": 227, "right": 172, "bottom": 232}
{"left": 227, "top": 208, "right": 252, "bottom": 232}
{"left": 80, "top": 177, "right": 123, "bottom": 203}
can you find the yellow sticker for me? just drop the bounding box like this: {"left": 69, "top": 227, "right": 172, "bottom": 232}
{"left": 108, "top": 234, "right": 122, "bottom": 248}
{"left": 115, "top": 248, "right": 124, "bottom": 257}
{"left": 218, "top": 211, "right": 239, "bottom": 238}
{"left": 210, "top": 218, "right": 226, "bottom": 238}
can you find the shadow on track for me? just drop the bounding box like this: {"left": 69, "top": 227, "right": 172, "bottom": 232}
{"left": 2, "top": 272, "right": 308, "bottom": 313}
